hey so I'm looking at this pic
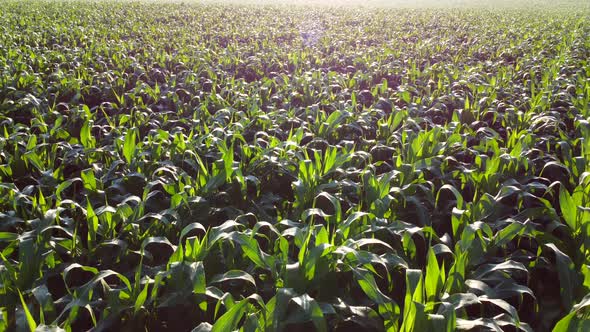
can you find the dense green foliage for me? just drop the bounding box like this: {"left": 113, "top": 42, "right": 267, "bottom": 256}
{"left": 1, "top": 0, "right": 590, "bottom": 331}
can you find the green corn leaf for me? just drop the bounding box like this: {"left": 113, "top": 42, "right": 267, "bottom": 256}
{"left": 211, "top": 298, "right": 248, "bottom": 332}
{"left": 428, "top": 314, "right": 448, "bottom": 332}
{"left": 581, "top": 264, "right": 590, "bottom": 290}
{"left": 133, "top": 280, "right": 149, "bottom": 314}
{"left": 18, "top": 289, "right": 37, "bottom": 332}
{"left": 31, "top": 285, "right": 56, "bottom": 325}
{"left": 405, "top": 269, "right": 424, "bottom": 305}
{"left": 191, "top": 323, "right": 212, "bottom": 332}
{"left": 456, "top": 317, "right": 502, "bottom": 331}
{"left": 425, "top": 248, "right": 443, "bottom": 304}
{"left": 235, "top": 233, "right": 272, "bottom": 269}
{"left": 189, "top": 262, "right": 207, "bottom": 311}
{"left": 298, "top": 227, "right": 313, "bottom": 267}
{"left": 291, "top": 294, "right": 327, "bottom": 332}
{"left": 123, "top": 128, "right": 137, "bottom": 164}
{"left": 493, "top": 220, "right": 526, "bottom": 248}
{"left": 553, "top": 293, "right": 590, "bottom": 332}
{"left": 553, "top": 312, "right": 588, "bottom": 332}
{"left": 401, "top": 269, "right": 427, "bottom": 332}
{"left": 546, "top": 243, "right": 576, "bottom": 310}
{"left": 0, "top": 232, "right": 18, "bottom": 242}
{"left": 80, "top": 120, "right": 94, "bottom": 148}
{"left": 80, "top": 169, "right": 97, "bottom": 192}
{"left": 210, "top": 270, "right": 257, "bottom": 289}
{"left": 479, "top": 298, "right": 520, "bottom": 325}
{"left": 338, "top": 212, "right": 370, "bottom": 239}
{"left": 352, "top": 268, "right": 391, "bottom": 304}
{"left": 180, "top": 222, "right": 207, "bottom": 244}
{"left": 34, "top": 325, "right": 66, "bottom": 332}
{"left": 314, "top": 191, "right": 342, "bottom": 224}
{"left": 445, "top": 250, "right": 467, "bottom": 293}
{"left": 302, "top": 243, "right": 332, "bottom": 281}
{"left": 18, "top": 238, "right": 42, "bottom": 290}
{"left": 560, "top": 187, "right": 578, "bottom": 231}
{"left": 436, "top": 184, "right": 464, "bottom": 210}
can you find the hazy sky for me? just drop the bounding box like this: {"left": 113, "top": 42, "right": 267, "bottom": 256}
{"left": 188, "top": 0, "right": 586, "bottom": 8}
